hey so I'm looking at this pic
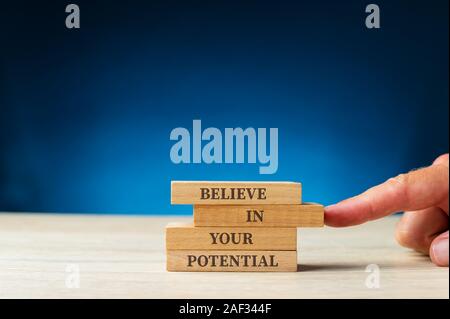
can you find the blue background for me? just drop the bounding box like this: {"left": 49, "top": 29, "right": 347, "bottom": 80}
{"left": 0, "top": 0, "right": 448, "bottom": 214}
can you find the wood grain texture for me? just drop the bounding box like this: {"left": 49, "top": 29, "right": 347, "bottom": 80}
{"left": 171, "top": 181, "right": 302, "bottom": 204}
{"left": 194, "top": 203, "right": 324, "bottom": 227}
{"left": 166, "top": 223, "right": 297, "bottom": 250}
{"left": 167, "top": 250, "right": 297, "bottom": 272}
{"left": 0, "top": 213, "right": 448, "bottom": 298}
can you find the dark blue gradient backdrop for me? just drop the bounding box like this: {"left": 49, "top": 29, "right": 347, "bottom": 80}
{"left": 0, "top": 1, "right": 448, "bottom": 214}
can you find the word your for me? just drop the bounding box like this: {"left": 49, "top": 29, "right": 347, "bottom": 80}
{"left": 200, "top": 187, "right": 267, "bottom": 200}
{"left": 210, "top": 232, "right": 253, "bottom": 245}
{"left": 187, "top": 254, "right": 279, "bottom": 267}
{"left": 170, "top": 120, "right": 278, "bottom": 174}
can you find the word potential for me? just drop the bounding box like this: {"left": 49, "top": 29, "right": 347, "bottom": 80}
{"left": 170, "top": 120, "right": 278, "bottom": 174}
{"left": 187, "top": 254, "right": 279, "bottom": 268}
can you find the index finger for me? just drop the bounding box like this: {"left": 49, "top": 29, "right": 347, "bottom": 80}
{"left": 325, "top": 162, "right": 449, "bottom": 227}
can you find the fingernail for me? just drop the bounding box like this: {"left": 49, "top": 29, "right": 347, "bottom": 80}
{"left": 325, "top": 204, "right": 337, "bottom": 211}
{"left": 431, "top": 236, "right": 449, "bottom": 267}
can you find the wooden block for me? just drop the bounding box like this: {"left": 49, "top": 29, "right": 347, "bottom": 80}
{"left": 171, "top": 181, "right": 302, "bottom": 204}
{"left": 166, "top": 250, "right": 297, "bottom": 272}
{"left": 194, "top": 203, "right": 324, "bottom": 227}
{"left": 166, "top": 223, "right": 297, "bottom": 250}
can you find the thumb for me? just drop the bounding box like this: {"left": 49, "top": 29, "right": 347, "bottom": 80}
{"left": 430, "top": 231, "right": 449, "bottom": 267}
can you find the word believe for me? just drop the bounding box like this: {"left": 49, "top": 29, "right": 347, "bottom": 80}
{"left": 170, "top": 120, "right": 278, "bottom": 174}
{"left": 200, "top": 187, "right": 267, "bottom": 200}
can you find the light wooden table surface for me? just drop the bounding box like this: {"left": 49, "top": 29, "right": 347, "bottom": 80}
{"left": 0, "top": 213, "right": 448, "bottom": 299}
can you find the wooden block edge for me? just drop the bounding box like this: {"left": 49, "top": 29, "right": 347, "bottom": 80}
{"left": 166, "top": 250, "right": 298, "bottom": 272}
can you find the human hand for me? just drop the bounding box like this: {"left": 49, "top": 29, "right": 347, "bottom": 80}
{"left": 325, "top": 154, "right": 449, "bottom": 267}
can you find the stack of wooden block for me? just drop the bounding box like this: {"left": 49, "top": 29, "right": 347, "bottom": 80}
{"left": 166, "top": 181, "right": 324, "bottom": 272}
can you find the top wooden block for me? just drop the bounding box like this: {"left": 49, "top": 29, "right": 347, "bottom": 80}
{"left": 171, "top": 181, "right": 302, "bottom": 205}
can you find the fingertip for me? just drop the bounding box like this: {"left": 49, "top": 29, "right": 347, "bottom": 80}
{"left": 324, "top": 201, "right": 367, "bottom": 227}
{"left": 324, "top": 204, "right": 345, "bottom": 227}
{"left": 433, "top": 153, "right": 449, "bottom": 167}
